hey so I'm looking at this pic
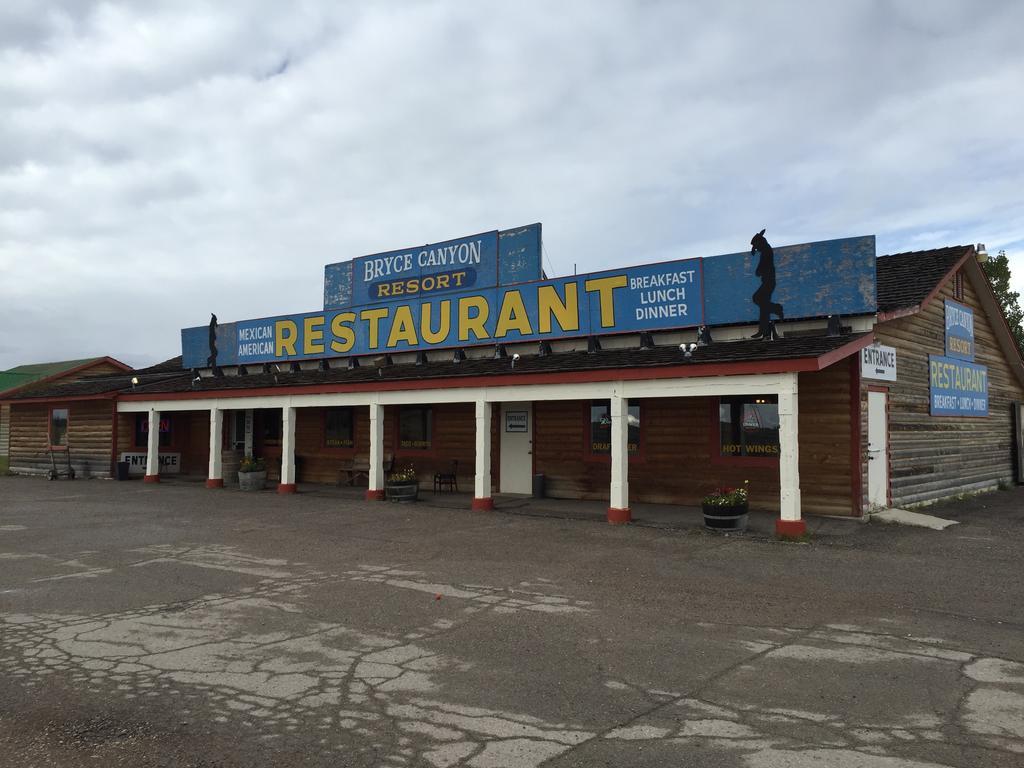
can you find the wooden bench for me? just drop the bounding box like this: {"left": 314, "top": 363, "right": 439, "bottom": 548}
{"left": 338, "top": 453, "right": 393, "bottom": 487}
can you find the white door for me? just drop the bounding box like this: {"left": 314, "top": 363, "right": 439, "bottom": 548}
{"left": 867, "top": 390, "right": 889, "bottom": 509}
{"left": 499, "top": 402, "right": 533, "bottom": 494}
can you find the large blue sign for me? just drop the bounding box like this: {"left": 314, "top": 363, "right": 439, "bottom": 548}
{"left": 184, "top": 233, "right": 877, "bottom": 369}
{"left": 944, "top": 299, "right": 975, "bottom": 361}
{"left": 929, "top": 355, "right": 988, "bottom": 416}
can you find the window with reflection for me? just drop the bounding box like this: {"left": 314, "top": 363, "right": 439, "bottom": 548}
{"left": 50, "top": 408, "right": 69, "bottom": 447}
{"left": 399, "top": 406, "right": 432, "bottom": 450}
{"left": 588, "top": 400, "right": 640, "bottom": 456}
{"left": 719, "top": 396, "right": 779, "bottom": 458}
{"left": 325, "top": 408, "right": 354, "bottom": 448}
{"left": 134, "top": 413, "right": 171, "bottom": 448}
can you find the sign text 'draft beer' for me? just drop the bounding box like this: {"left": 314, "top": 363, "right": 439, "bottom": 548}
{"left": 181, "top": 231, "right": 877, "bottom": 368}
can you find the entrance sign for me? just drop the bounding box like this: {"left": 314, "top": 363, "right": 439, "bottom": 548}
{"left": 929, "top": 355, "right": 988, "bottom": 416}
{"left": 505, "top": 411, "right": 528, "bottom": 433}
{"left": 120, "top": 452, "right": 181, "bottom": 474}
{"left": 182, "top": 234, "right": 878, "bottom": 368}
{"left": 944, "top": 300, "right": 975, "bottom": 361}
{"left": 861, "top": 344, "right": 897, "bottom": 382}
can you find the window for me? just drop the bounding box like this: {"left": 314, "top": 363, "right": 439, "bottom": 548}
{"left": 588, "top": 400, "right": 640, "bottom": 456}
{"left": 399, "top": 406, "right": 432, "bottom": 450}
{"left": 261, "top": 409, "right": 282, "bottom": 446}
{"left": 134, "top": 414, "right": 171, "bottom": 448}
{"left": 325, "top": 408, "right": 354, "bottom": 448}
{"left": 49, "top": 408, "right": 69, "bottom": 447}
{"left": 719, "top": 396, "right": 779, "bottom": 458}
{"left": 232, "top": 411, "right": 247, "bottom": 450}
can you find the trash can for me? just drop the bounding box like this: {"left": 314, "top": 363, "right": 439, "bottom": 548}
{"left": 532, "top": 473, "right": 545, "bottom": 499}
{"left": 116, "top": 461, "right": 130, "bottom": 481}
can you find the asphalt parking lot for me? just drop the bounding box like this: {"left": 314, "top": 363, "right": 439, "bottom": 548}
{"left": 1, "top": 476, "right": 1022, "bottom": 767}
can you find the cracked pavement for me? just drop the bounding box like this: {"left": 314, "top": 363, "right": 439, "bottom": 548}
{"left": 0, "top": 477, "right": 1022, "bottom": 767}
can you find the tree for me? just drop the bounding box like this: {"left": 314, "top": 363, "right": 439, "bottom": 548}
{"left": 981, "top": 250, "right": 1024, "bottom": 356}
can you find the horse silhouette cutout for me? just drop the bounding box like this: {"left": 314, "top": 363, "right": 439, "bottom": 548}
{"left": 750, "top": 229, "right": 784, "bottom": 338}
{"left": 207, "top": 313, "right": 218, "bottom": 368}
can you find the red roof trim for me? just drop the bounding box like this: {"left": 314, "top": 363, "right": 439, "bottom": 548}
{"left": 117, "top": 347, "right": 864, "bottom": 403}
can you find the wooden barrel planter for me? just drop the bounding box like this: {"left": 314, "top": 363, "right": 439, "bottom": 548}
{"left": 702, "top": 502, "right": 749, "bottom": 532}
{"left": 238, "top": 470, "right": 267, "bottom": 491}
{"left": 386, "top": 481, "right": 419, "bottom": 503}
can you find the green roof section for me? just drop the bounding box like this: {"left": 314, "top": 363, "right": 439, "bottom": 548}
{"left": 0, "top": 358, "right": 110, "bottom": 395}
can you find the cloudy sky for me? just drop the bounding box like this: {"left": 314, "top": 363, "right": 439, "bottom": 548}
{"left": 1, "top": 0, "right": 1023, "bottom": 369}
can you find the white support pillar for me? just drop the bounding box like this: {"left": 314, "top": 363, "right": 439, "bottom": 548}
{"left": 243, "top": 409, "right": 254, "bottom": 456}
{"left": 206, "top": 408, "right": 224, "bottom": 488}
{"left": 472, "top": 398, "right": 493, "bottom": 510}
{"left": 777, "top": 373, "right": 805, "bottom": 537}
{"left": 144, "top": 408, "right": 161, "bottom": 483}
{"left": 608, "top": 388, "right": 631, "bottom": 523}
{"left": 366, "top": 401, "right": 385, "bottom": 500}
{"left": 279, "top": 406, "right": 297, "bottom": 493}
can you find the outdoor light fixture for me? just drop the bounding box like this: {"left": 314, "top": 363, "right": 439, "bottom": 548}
{"left": 130, "top": 376, "right": 139, "bottom": 388}
{"left": 681, "top": 343, "right": 697, "bottom": 358}
{"left": 511, "top": 353, "right": 521, "bottom": 369}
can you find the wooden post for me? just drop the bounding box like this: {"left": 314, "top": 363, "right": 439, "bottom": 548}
{"left": 608, "top": 388, "right": 630, "bottom": 523}
{"left": 278, "top": 406, "right": 297, "bottom": 493}
{"left": 776, "top": 373, "right": 805, "bottom": 537}
{"left": 144, "top": 408, "right": 160, "bottom": 483}
{"left": 366, "top": 402, "right": 385, "bottom": 500}
{"left": 472, "top": 398, "right": 493, "bottom": 510}
{"left": 206, "top": 408, "right": 224, "bottom": 488}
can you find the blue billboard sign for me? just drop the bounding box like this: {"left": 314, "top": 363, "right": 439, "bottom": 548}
{"left": 183, "top": 233, "right": 878, "bottom": 369}
{"left": 929, "top": 355, "right": 988, "bottom": 416}
{"left": 323, "top": 224, "right": 543, "bottom": 310}
{"left": 944, "top": 299, "right": 975, "bottom": 361}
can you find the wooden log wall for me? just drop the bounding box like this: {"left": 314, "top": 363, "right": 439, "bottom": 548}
{"left": 0, "top": 404, "right": 9, "bottom": 460}
{"left": 9, "top": 400, "right": 114, "bottom": 478}
{"left": 293, "top": 403, "right": 497, "bottom": 491}
{"left": 533, "top": 361, "right": 855, "bottom": 516}
{"left": 868, "top": 267, "right": 1024, "bottom": 507}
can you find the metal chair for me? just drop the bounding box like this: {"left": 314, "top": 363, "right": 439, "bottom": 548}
{"left": 433, "top": 460, "right": 458, "bottom": 493}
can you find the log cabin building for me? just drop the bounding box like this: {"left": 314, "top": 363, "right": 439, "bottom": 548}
{"left": 4, "top": 230, "right": 1022, "bottom": 538}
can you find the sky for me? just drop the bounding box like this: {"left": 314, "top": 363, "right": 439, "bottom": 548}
{"left": 1, "top": 0, "right": 1023, "bottom": 369}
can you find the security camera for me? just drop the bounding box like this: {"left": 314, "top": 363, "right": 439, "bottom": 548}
{"left": 678, "top": 343, "right": 687, "bottom": 351}
{"left": 689, "top": 343, "right": 698, "bottom": 353}
{"left": 511, "top": 353, "right": 521, "bottom": 369}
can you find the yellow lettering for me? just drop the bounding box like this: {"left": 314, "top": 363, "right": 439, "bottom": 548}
{"left": 436, "top": 274, "right": 450, "bottom": 289}
{"left": 329, "top": 312, "right": 355, "bottom": 353}
{"left": 275, "top": 320, "right": 298, "bottom": 357}
{"left": 377, "top": 283, "right": 391, "bottom": 297}
{"left": 387, "top": 305, "right": 419, "bottom": 347}
{"left": 453, "top": 271, "right": 466, "bottom": 287}
{"left": 303, "top": 315, "right": 325, "bottom": 355}
{"left": 360, "top": 308, "right": 389, "bottom": 350}
{"left": 584, "top": 275, "right": 627, "bottom": 328}
{"left": 392, "top": 282, "right": 404, "bottom": 296}
{"left": 537, "top": 283, "right": 579, "bottom": 334}
{"left": 421, "top": 301, "right": 451, "bottom": 344}
{"left": 458, "top": 296, "right": 490, "bottom": 342}
{"left": 495, "top": 290, "right": 533, "bottom": 337}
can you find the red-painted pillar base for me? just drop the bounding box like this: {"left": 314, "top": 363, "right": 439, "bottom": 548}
{"left": 143, "top": 474, "right": 160, "bottom": 484}
{"left": 365, "top": 489, "right": 386, "bottom": 501}
{"left": 471, "top": 497, "right": 494, "bottom": 511}
{"left": 775, "top": 519, "right": 807, "bottom": 538}
{"left": 607, "top": 507, "right": 631, "bottom": 524}
{"left": 205, "top": 478, "right": 224, "bottom": 489}
{"left": 277, "top": 483, "right": 297, "bottom": 494}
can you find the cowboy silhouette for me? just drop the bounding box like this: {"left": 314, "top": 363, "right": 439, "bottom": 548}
{"left": 207, "top": 313, "right": 218, "bottom": 368}
{"left": 750, "top": 229, "right": 784, "bottom": 338}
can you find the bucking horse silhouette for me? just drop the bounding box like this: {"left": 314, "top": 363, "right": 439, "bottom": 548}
{"left": 750, "top": 229, "right": 784, "bottom": 338}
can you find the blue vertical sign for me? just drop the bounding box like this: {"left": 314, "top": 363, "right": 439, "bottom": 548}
{"left": 944, "top": 300, "right": 975, "bottom": 361}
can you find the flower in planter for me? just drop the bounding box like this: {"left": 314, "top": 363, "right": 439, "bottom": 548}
{"left": 702, "top": 480, "right": 749, "bottom": 506}
{"left": 388, "top": 464, "right": 417, "bottom": 483}
{"left": 239, "top": 455, "right": 266, "bottom": 473}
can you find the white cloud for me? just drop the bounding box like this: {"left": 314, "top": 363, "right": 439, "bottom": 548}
{"left": 1, "top": 0, "right": 1023, "bottom": 367}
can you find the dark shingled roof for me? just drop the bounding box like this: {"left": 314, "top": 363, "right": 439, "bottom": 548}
{"left": 3, "top": 357, "right": 185, "bottom": 401}
{"left": 124, "top": 333, "right": 868, "bottom": 396}
{"left": 875, "top": 245, "right": 973, "bottom": 313}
